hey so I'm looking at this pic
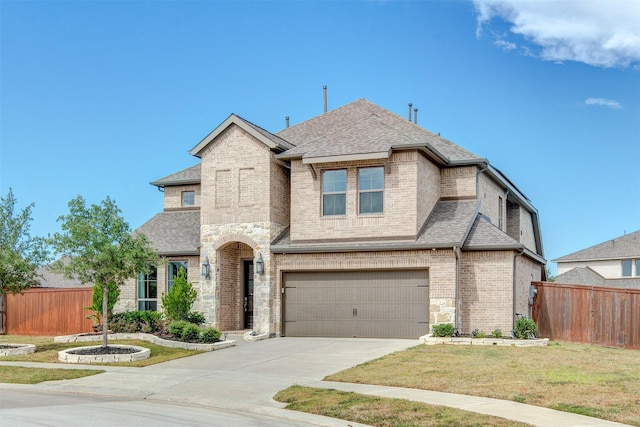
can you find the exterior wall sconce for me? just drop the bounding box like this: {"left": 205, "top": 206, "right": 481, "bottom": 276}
{"left": 256, "top": 253, "right": 264, "bottom": 275}
{"left": 201, "top": 257, "right": 210, "bottom": 278}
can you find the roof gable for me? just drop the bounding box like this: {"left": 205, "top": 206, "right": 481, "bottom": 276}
{"left": 190, "top": 114, "right": 294, "bottom": 157}
{"left": 553, "top": 230, "right": 640, "bottom": 262}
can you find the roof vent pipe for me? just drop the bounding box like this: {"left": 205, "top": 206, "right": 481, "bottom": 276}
{"left": 285, "top": 116, "right": 290, "bottom": 128}
{"left": 414, "top": 108, "right": 418, "bottom": 124}
{"left": 408, "top": 103, "right": 412, "bottom": 121}
{"left": 323, "top": 85, "right": 327, "bottom": 113}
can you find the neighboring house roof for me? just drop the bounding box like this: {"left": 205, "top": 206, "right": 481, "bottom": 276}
{"left": 552, "top": 229, "right": 640, "bottom": 262}
{"left": 151, "top": 163, "right": 201, "bottom": 187}
{"left": 36, "top": 264, "right": 90, "bottom": 288}
{"left": 276, "top": 99, "right": 483, "bottom": 165}
{"left": 554, "top": 267, "right": 640, "bottom": 290}
{"left": 190, "top": 114, "right": 295, "bottom": 157}
{"left": 135, "top": 210, "right": 200, "bottom": 256}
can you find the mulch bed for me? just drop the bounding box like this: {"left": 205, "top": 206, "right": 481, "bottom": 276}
{"left": 67, "top": 346, "right": 139, "bottom": 355}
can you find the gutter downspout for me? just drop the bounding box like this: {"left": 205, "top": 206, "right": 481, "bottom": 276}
{"left": 476, "top": 164, "right": 489, "bottom": 204}
{"left": 513, "top": 247, "right": 525, "bottom": 329}
{"left": 454, "top": 246, "right": 461, "bottom": 333}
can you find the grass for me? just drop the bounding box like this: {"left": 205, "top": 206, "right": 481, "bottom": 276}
{"left": 0, "top": 365, "right": 103, "bottom": 384}
{"left": 275, "top": 385, "right": 533, "bottom": 427}
{"left": 324, "top": 342, "right": 640, "bottom": 426}
{"left": 0, "top": 335, "right": 204, "bottom": 367}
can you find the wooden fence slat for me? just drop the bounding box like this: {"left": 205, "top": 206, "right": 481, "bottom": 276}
{"left": 5, "top": 288, "right": 94, "bottom": 336}
{"left": 533, "top": 282, "right": 640, "bottom": 350}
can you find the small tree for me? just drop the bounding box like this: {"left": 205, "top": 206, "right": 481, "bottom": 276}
{"left": 161, "top": 267, "right": 197, "bottom": 322}
{"left": 85, "top": 282, "right": 120, "bottom": 329}
{"left": 49, "top": 196, "right": 158, "bottom": 348}
{"left": 0, "top": 188, "right": 49, "bottom": 295}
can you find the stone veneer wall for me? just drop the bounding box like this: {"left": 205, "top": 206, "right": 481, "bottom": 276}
{"left": 274, "top": 249, "right": 457, "bottom": 336}
{"left": 198, "top": 222, "right": 286, "bottom": 334}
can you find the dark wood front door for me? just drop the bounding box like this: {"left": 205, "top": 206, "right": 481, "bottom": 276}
{"left": 243, "top": 260, "right": 254, "bottom": 329}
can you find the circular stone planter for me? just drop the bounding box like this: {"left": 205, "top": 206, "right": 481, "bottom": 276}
{"left": 0, "top": 343, "right": 36, "bottom": 356}
{"left": 58, "top": 344, "right": 150, "bottom": 364}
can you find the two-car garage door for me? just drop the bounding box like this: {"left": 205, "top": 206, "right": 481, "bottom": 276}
{"left": 283, "top": 270, "right": 429, "bottom": 339}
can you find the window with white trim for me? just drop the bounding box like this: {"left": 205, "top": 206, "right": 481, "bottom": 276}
{"left": 358, "top": 167, "right": 384, "bottom": 214}
{"left": 182, "top": 191, "right": 195, "bottom": 207}
{"left": 322, "top": 169, "right": 347, "bottom": 216}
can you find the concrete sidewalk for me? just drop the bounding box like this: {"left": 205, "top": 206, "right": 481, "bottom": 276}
{"left": 0, "top": 336, "right": 632, "bottom": 427}
{"left": 311, "top": 381, "right": 630, "bottom": 427}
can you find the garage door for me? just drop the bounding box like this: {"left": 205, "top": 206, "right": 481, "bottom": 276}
{"left": 283, "top": 270, "right": 429, "bottom": 338}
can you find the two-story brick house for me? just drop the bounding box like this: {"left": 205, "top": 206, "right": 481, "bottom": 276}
{"left": 119, "top": 99, "right": 545, "bottom": 338}
{"left": 553, "top": 230, "right": 640, "bottom": 289}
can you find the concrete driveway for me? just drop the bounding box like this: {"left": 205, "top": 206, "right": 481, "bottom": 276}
{"left": 30, "top": 336, "right": 418, "bottom": 411}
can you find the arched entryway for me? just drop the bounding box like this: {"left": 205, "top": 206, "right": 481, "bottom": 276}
{"left": 217, "top": 241, "right": 256, "bottom": 331}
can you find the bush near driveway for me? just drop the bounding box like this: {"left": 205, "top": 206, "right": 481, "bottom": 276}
{"left": 325, "top": 342, "right": 640, "bottom": 426}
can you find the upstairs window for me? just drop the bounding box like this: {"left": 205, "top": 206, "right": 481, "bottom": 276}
{"left": 358, "top": 167, "right": 384, "bottom": 214}
{"left": 636, "top": 260, "right": 640, "bottom": 277}
{"left": 322, "top": 169, "right": 347, "bottom": 216}
{"left": 182, "top": 191, "right": 195, "bottom": 207}
{"left": 622, "top": 260, "right": 632, "bottom": 277}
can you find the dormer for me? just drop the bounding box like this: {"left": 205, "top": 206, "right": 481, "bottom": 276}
{"left": 150, "top": 164, "right": 201, "bottom": 211}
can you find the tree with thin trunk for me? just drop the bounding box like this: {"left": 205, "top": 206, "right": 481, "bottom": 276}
{"left": 0, "top": 188, "right": 49, "bottom": 295}
{"left": 49, "top": 196, "right": 158, "bottom": 348}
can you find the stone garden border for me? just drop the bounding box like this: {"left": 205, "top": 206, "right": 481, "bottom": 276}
{"left": 0, "top": 343, "right": 36, "bottom": 356}
{"left": 420, "top": 335, "right": 549, "bottom": 347}
{"left": 54, "top": 332, "right": 236, "bottom": 351}
{"left": 58, "top": 344, "right": 150, "bottom": 363}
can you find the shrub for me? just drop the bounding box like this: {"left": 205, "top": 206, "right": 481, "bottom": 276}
{"left": 85, "top": 283, "right": 120, "bottom": 326}
{"left": 201, "top": 327, "right": 221, "bottom": 343}
{"left": 472, "top": 329, "right": 487, "bottom": 338}
{"left": 181, "top": 323, "right": 201, "bottom": 341}
{"left": 168, "top": 320, "right": 190, "bottom": 338}
{"left": 109, "top": 310, "right": 164, "bottom": 333}
{"left": 161, "top": 268, "right": 197, "bottom": 322}
{"left": 514, "top": 316, "right": 538, "bottom": 339}
{"left": 432, "top": 323, "right": 455, "bottom": 337}
{"left": 185, "top": 311, "right": 206, "bottom": 325}
{"left": 491, "top": 329, "right": 502, "bottom": 338}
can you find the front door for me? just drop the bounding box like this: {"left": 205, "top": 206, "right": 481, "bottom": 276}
{"left": 243, "top": 260, "right": 254, "bottom": 329}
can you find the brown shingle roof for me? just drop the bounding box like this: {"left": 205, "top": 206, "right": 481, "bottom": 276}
{"left": 552, "top": 230, "right": 640, "bottom": 262}
{"left": 277, "top": 99, "right": 482, "bottom": 164}
{"left": 464, "top": 214, "right": 521, "bottom": 249}
{"left": 555, "top": 267, "right": 640, "bottom": 289}
{"left": 135, "top": 210, "right": 200, "bottom": 256}
{"left": 151, "top": 164, "right": 201, "bottom": 187}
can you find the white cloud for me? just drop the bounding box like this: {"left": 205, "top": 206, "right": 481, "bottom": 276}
{"left": 494, "top": 38, "right": 516, "bottom": 51}
{"left": 585, "top": 98, "right": 623, "bottom": 109}
{"left": 472, "top": 0, "right": 640, "bottom": 68}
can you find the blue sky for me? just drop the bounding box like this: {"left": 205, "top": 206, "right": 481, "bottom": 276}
{"left": 1, "top": 0, "right": 639, "bottom": 273}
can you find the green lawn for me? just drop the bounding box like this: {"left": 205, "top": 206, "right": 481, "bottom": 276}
{"left": 0, "top": 335, "right": 205, "bottom": 383}
{"left": 323, "top": 342, "right": 640, "bottom": 426}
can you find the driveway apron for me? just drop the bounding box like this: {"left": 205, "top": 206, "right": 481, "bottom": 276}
{"left": 31, "top": 337, "right": 418, "bottom": 411}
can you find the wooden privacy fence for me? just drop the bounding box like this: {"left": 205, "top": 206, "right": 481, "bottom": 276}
{"left": 532, "top": 281, "right": 640, "bottom": 350}
{"left": 4, "top": 287, "right": 94, "bottom": 336}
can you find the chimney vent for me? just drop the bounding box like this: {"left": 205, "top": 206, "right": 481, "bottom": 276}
{"left": 414, "top": 108, "right": 418, "bottom": 124}
{"left": 408, "top": 103, "right": 412, "bottom": 121}
{"left": 285, "top": 116, "right": 290, "bottom": 128}
{"left": 323, "top": 86, "right": 328, "bottom": 113}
